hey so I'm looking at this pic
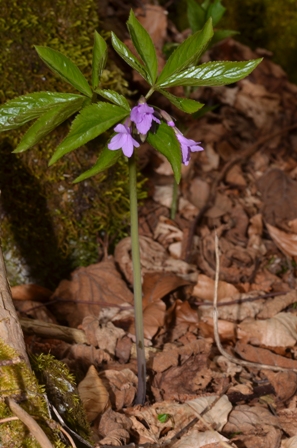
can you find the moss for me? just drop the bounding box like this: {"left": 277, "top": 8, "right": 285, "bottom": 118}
{"left": 0, "top": 341, "right": 65, "bottom": 447}
{"left": 0, "top": 0, "right": 146, "bottom": 288}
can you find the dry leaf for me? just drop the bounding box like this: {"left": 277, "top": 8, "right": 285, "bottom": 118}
{"left": 188, "top": 178, "right": 210, "bottom": 209}
{"left": 266, "top": 223, "right": 297, "bottom": 257}
{"left": 281, "top": 436, "right": 297, "bottom": 448}
{"left": 174, "top": 429, "right": 229, "bottom": 448}
{"left": 97, "top": 408, "right": 132, "bottom": 446}
{"left": 224, "top": 404, "right": 280, "bottom": 434}
{"left": 11, "top": 284, "right": 52, "bottom": 301}
{"left": 225, "top": 164, "right": 247, "bottom": 186}
{"left": 235, "top": 342, "right": 297, "bottom": 370}
{"left": 51, "top": 259, "right": 134, "bottom": 327}
{"left": 205, "top": 193, "right": 232, "bottom": 218}
{"left": 101, "top": 369, "right": 137, "bottom": 410}
{"left": 78, "top": 365, "right": 110, "bottom": 422}
{"left": 186, "top": 395, "right": 232, "bottom": 431}
{"left": 193, "top": 274, "right": 239, "bottom": 302}
{"left": 81, "top": 317, "right": 125, "bottom": 355}
{"left": 238, "top": 312, "right": 297, "bottom": 348}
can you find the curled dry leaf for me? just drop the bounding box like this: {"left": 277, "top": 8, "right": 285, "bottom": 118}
{"left": 193, "top": 274, "right": 239, "bottom": 302}
{"left": 263, "top": 370, "right": 297, "bottom": 402}
{"left": 281, "top": 436, "right": 297, "bottom": 448}
{"left": 173, "top": 429, "right": 230, "bottom": 448}
{"left": 11, "top": 284, "right": 52, "bottom": 301}
{"left": 235, "top": 342, "right": 297, "bottom": 370}
{"left": 129, "top": 299, "right": 166, "bottom": 340}
{"left": 199, "top": 316, "right": 236, "bottom": 342}
{"left": 224, "top": 404, "right": 281, "bottom": 434}
{"left": 81, "top": 317, "right": 125, "bottom": 355}
{"left": 279, "top": 410, "right": 297, "bottom": 437}
{"left": 101, "top": 369, "right": 137, "bottom": 410}
{"left": 97, "top": 408, "right": 132, "bottom": 446}
{"left": 51, "top": 259, "right": 134, "bottom": 327}
{"left": 153, "top": 215, "right": 183, "bottom": 248}
{"left": 237, "top": 312, "right": 297, "bottom": 348}
{"left": 153, "top": 185, "right": 174, "bottom": 209}
{"left": 186, "top": 395, "right": 232, "bottom": 431}
{"left": 78, "top": 365, "right": 110, "bottom": 422}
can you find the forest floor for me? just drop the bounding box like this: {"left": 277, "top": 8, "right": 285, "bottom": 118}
{"left": 9, "top": 2, "right": 297, "bottom": 448}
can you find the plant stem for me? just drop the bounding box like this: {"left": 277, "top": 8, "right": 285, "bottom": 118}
{"left": 128, "top": 153, "right": 146, "bottom": 405}
{"left": 170, "top": 179, "right": 178, "bottom": 220}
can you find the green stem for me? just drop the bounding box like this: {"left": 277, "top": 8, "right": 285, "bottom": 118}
{"left": 145, "top": 87, "right": 155, "bottom": 100}
{"left": 170, "top": 179, "right": 178, "bottom": 220}
{"left": 128, "top": 153, "right": 146, "bottom": 405}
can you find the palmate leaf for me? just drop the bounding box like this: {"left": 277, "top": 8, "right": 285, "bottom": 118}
{"left": 95, "top": 89, "right": 131, "bottom": 111}
{"left": 158, "top": 58, "right": 263, "bottom": 88}
{"left": 0, "top": 92, "right": 85, "bottom": 131}
{"left": 49, "top": 102, "right": 129, "bottom": 165}
{"left": 158, "top": 89, "right": 204, "bottom": 113}
{"left": 110, "top": 32, "right": 149, "bottom": 82}
{"left": 74, "top": 145, "right": 122, "bottom": 183}
{"left": 156, "top": 18, "right": 213, "bottom": 86}
{"left": 147, "top": 122, "right": 181, "bottom": 184}
{"left": 13, "top": 97, "right": 87, "bottom": 153}
{"left": 126, "top": 10, "right": 158, "bottom": 85}
{"left": 92, "top": 31, "right": 108, "bottom": 89}
{"left": 35, "top": 46, "right": 93, "bottom": 98}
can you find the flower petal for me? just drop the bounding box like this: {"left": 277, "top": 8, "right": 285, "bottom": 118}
{"left": 108, "top": 133, "right": 124, "bottom": 150}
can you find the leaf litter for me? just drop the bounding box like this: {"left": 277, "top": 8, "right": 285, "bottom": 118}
{"left": 11, "top": 3, "right": 297, "bottom": 447}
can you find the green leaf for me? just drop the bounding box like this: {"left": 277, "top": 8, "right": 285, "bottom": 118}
{"left": 158, "top": 58, "right": 263, "bottom": 88}
{"left": 73, "top": 145, "right": 122, "bottom": 182}
{"left": 111, "top": 32, "right": 149, "bottom": 82}
{"left": 158, "top": 88, "right": 204, "bottom": 113}
{"left": 92, "top": 31, "right": 108, "bottom": 89}
{"left": 206, "top": 0, "right": 226, "bottom": 26}
{"left": 211, "top": 29, "right": 239, "bottom": 45}
{"left": 147, "top": 122, "right": 181, "bottom": 184}
{"left": 126, "top": 10, "right": 158, "bottom": 84}
{"left": 156, "top": 18, "right": 213, "bottom": 86}
{"left": 95, "top": 89, "right": 131, "bottom": 111}
{"left": 13, "top": 97, "right": 86, "bottom": 153}
{"left": 187, "top": 0, "right": 206, "bottom": 32}
{"left": 0, "top": 92, "right": 85, "bottom": 131}
{"left": 157, "top": 414, "right": 170, "bottom": 423}
{"left": 202, "top": 0, "right": 211, "bottom": 9}
{"left": 35, "top": 46, "right": 93, "bottom": 97}
{"left": 49, "top": 102, "right": 129, "bottom": 165}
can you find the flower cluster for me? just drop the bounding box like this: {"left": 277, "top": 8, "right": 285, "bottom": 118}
{"left": 108, "top": 100, "right": 203, "bottom": 165}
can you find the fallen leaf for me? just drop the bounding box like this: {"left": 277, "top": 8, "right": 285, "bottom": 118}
{"left": 78, "top": 365, "right": 110, "bottom": 422}
{"left": 193, "top": 274, "right": 239, "bottom": 302}
{"left": 235, "top": 342, "right": 297, "bottom": 370}
{"left": 173, "top": 429, "right": 229, "bottom": 448}
{"left": 101, "top": 369, "right": 137, "bottom": 410}
{"left": 11, "top": 284, "right": 52, "bottom": 301}
{"left": 81, "top": 318, "right": 125, "bottom": 355}
{"left": 97, "top": 408, "right": 132, "bottom": 446}
{"left": 51, "top": 258, "right": 134, "bottom": 327}
{"left": 266, "top": 223, "right": 297, "bottom": 257}
{"left": 281, "top": 436, "right": 297, "bottom": 448}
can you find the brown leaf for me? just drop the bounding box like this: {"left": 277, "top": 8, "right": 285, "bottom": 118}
{"left": 101, "top": 369, "right": 137, "bottom": 410}
{"left": 205, "top": 193, "right": 232, "bottom": 218}
{"left": 224, "top": 404, "right": 280, "bottom": 434}
{"left": 97, "top": 408, "right": 132, "bottom": 446}
{"left": 81, "top": 317, "right": 125, "bottom": 355}
{"left": 266, "top": 223, "right": 297, "bottom": 257}
{"left": 51, "top": 259, "right": 133, "bottom": 327}
{"left": 78, "top": 365, "right": 110, "bottom": 422}
{"left": 142, "top": 272, "right": 190, "bottom": 307}
{"left": 11, "top": 284, "right": 52, "bottom": 301}
{"left": 129, "top": 300, "right": 166, "bottom": 340}
{"left": 263, "top": 370, "right": 297, "bottom": 402}
{"left": 235, "top": 342, "right": 297, "bottom": 370}
{"left": 193, "top": 274, "right": 239, "bottom": 302}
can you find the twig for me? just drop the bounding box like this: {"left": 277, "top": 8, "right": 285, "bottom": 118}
{"left": 213, "top": 233, "right": 297, "bottom": 373}
{"left": 185, "top": 122, "right": 297, "bottom": 262}
{"left": 20, "top": 318, "right": 87, "bottom": 344}
{"left": 194, "top": 291, "right": 285, "bottom": 307}
{"left": 6, "top": 397, "right": 54, "bottom": 448}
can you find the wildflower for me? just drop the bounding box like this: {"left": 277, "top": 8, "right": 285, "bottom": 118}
{"left": 108, "top": 123, "right": 140, "bottom": 157}
{"left": 160, "top": 110, "right": 175, "bottom": 127}
{"left": 130, "top": 103, "right": 161, "bottom": 135}
{"left": 175, "top": 131, "right": 203, "bottom": 166}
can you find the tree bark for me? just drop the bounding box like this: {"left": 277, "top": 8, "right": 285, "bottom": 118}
{"left": 0, "top": 242, "right": 30, "bottom": 368}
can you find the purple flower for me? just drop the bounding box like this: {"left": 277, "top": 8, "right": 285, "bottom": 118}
{"left": 176, "top": 132, "right": 204, "bottom": 166}
{"left": 108, "top": 123, "right": 140, "bottom": 157}
{"left": 130, "top": 103, "right": 161, "bottom": 135}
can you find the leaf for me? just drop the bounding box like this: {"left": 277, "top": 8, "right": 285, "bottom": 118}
{"left": 0, "top": 92, "right": 84, "bottom": 131}
{"left": 35, "top": 46, "right": 93, "bottom": 97}
{"left": 95, "top": 89, "right": 131, "bottom": 111}
{"left": 156, "top": 18, "right": 213, "bottom": 86}
{"left": 110, "top": 32, "right": 149, "bottom": 82}
{"left": 206, "top": 0, "right": 226, "bottom": 26}
{"left": 158, "top": 88, "right": 204, "bottom": 113}
{"left": 13, "top": 97, "right": 87, "bottom": 153}
{"left": 146, "top": 122, "right": 181, "bottom": 184}
{"left": 78, "top": 365, "right": 110, "bottom": 422}
{"left": 73, "top": 145, "right": 122, "bottom": 183}
{"left": 158, "top": 58, "right": 263, "bottom": 88}
{"left": 92, "top": 31, "right": 108, "bottom": 89}
{"left": 187, "top": 0, "right": 206, "bottom": 33}
{"left": 126, "top": 10, "right": 158, "bottom": 85}
{"left": 49, "top": 103, "right": 129, "bottom": 165}
{"left": 211, "top": 29, "right": 239, "bottom": 45}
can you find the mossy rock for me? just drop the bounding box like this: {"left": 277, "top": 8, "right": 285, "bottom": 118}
{"left": 0, "top": 0, "right": 143, "bottom": 288}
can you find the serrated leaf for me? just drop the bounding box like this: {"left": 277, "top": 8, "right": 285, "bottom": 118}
{"left": 187, "top": 0, "right": 206, "bottom": 32}
{"left": 110, "top": 32, "right": 149, "bottom": 82}
{"left": 206, "top": 0, "right": 226, "bottom": 26}
{"left": 49, "top": 102, "right": 129, "bottom": 165}
{"left": 157, "top": 18, "right": 213, "bottom": 86}
{"left": 158, "top": 88, "right": 204, "bottom": 113}
{"left": 158, "top": 58, "right": 263, "bottom": 88}
{"left": 35, "top": 46, "right": 93, "bottom": 97}
{"left": 73, "top": 145, "right": 122, "bottom": 182}
{"left": 0, "top": 92, "right": 84, "bottom": 131}
{"left": 211, "top": 29, "right": 239, "bottom": 45}
{"left": 126, "top": 10, "right": 158, "bottom": 84}
{"left": 147, "top": 122, "right": 181, "bottom": 184}
{"left": 95, "top": 89, "right": 130, "bottom": 111}
{"left": 92, "top": 31, "right": 108, "bottom": 89}
{"left": 13, "top": 97, "right": 86, "bottom": 153}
